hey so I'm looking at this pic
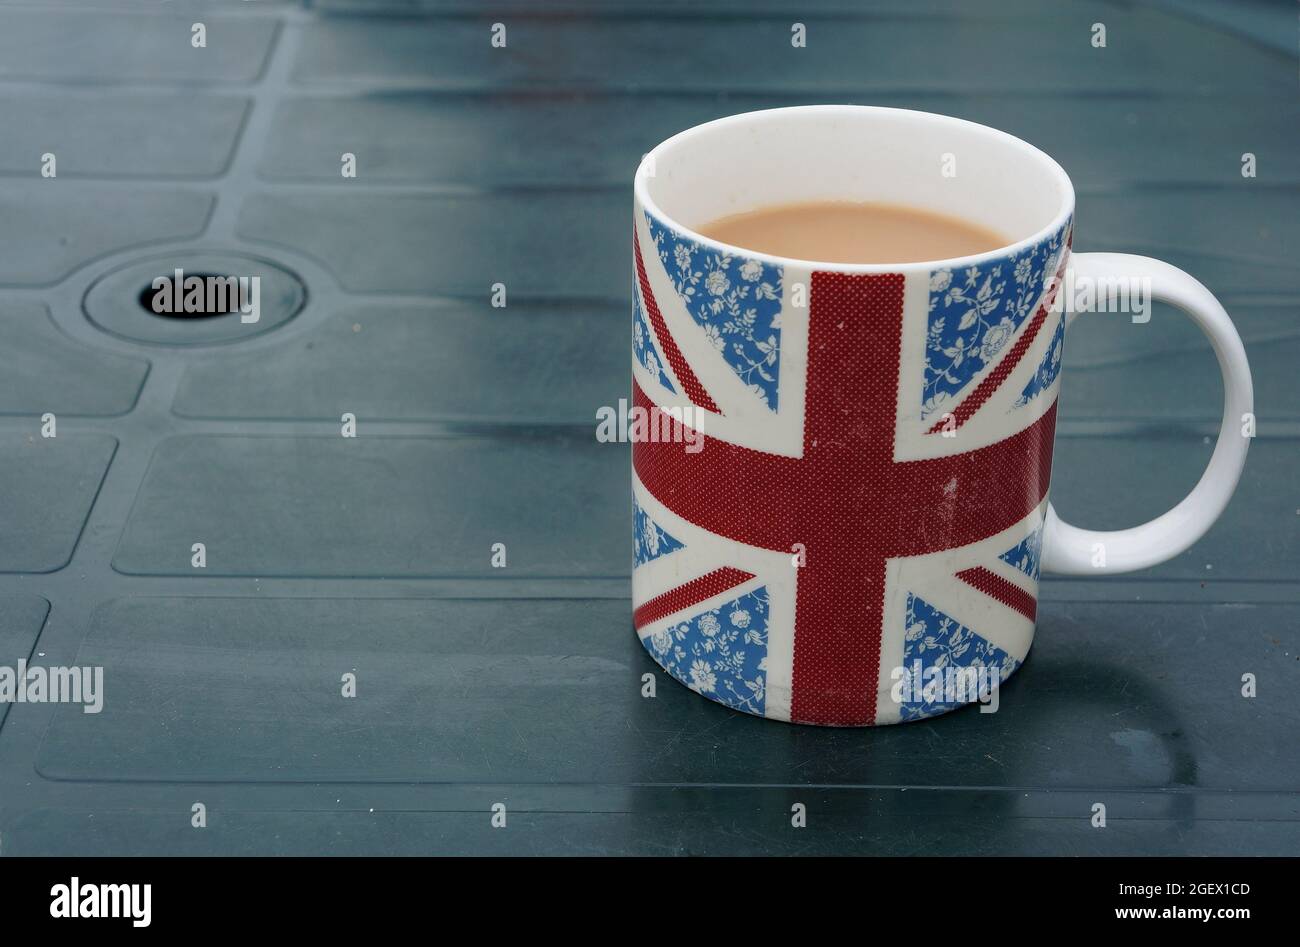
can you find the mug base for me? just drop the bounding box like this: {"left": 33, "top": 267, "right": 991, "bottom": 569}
{"left": 638, "top": 629, "right": 1026, "bottom": 726}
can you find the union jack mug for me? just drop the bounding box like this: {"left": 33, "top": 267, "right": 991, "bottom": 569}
{"left": 630, "top": 106, "right": 1254, "bottom": 726}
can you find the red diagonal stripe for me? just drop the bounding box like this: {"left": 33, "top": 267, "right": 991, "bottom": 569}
{"left": 927, "top": 257, "right": 1067, "bottom": 434}
{"left": 956, "top": 566, "right": 1038, "bottom": 622}
{"left": 633, "top": 567, "right": 756, "bottom": 631}
{"left": 634, "top": 229, "right": 722, "bottom": 415}
{"left": 927, "top": 302, "right": 1052, "bottom": 434}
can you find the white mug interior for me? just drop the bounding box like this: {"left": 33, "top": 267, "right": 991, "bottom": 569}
{"left": 635, "top": 105, "right": 1075, "bottom": 271}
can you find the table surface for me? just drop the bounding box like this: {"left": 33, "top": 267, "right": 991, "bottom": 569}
{"left": 0, "top": 0, "right": 1296, "bottom": 856}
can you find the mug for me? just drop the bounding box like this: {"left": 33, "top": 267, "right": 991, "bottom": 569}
{"left": 629, "top": 106, "right": 1253, "bottom": 727}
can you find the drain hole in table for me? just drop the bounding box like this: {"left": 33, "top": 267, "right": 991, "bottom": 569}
{"left": 138, "top": 273, "right": 248, "bottom": 320}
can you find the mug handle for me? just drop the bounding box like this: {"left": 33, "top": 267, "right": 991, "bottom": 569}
{"left": 1041, "top": 252, "right": 1254, "bottom": 575}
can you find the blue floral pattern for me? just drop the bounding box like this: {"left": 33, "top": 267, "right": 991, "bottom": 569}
{"left": 633, "top": 494, "right": 684, "bottom": 567}
{"left": 1014, "top": 311, "right": 1065, "bottom": 408}
{"left": 642, "top": 587, "right": 768, "bottom": 716}
{"left": 897, "top": 593, "right": 1020, "bottom": 721}
{"left": 633, "top": 281, "right": 675, "bottom": 392}
{"left": 644, "top": 212, "right": 783, "bottom": 409}
{"left": 923, "top": 219, "right": 1070, "bottom": 420}
{"left": 999, "top": 526, "right": 1043, "bottom": 581}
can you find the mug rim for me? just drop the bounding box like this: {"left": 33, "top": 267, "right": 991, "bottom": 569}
{"left": 634, "top": 105, "right": 1076, "bottom": 274}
